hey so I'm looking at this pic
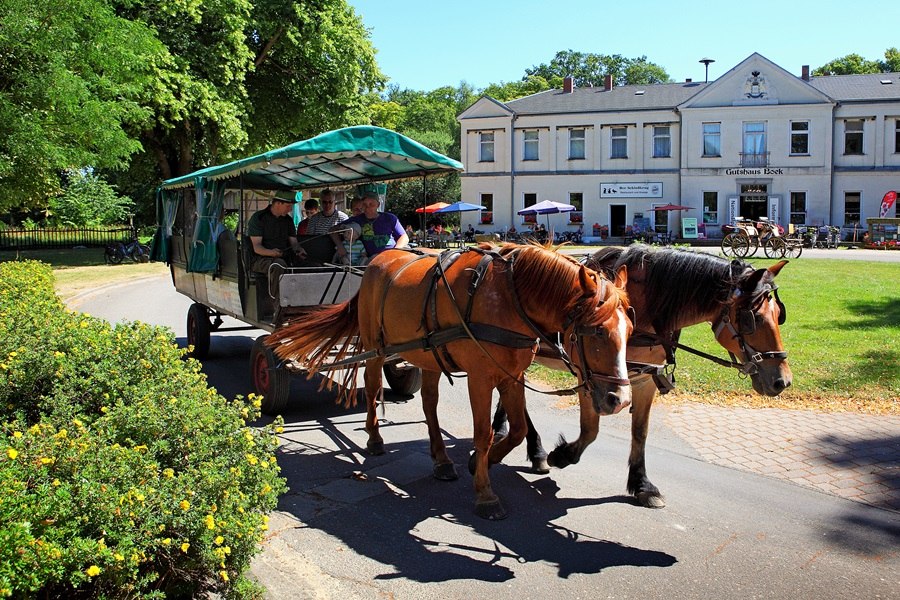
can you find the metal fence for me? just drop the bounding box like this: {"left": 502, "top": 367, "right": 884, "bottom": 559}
{"left": 0, "top": 226, "right": 137, "bottom": 251}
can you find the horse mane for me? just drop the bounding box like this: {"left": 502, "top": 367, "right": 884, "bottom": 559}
{"left": 588, "top": 244, "right": 748, "bottom": 333}
{"left": 498, "top": 244, "right": 627, "bottom": 328}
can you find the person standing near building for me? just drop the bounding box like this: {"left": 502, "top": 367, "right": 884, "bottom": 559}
{"left": 337, "top": 191, "right": 408, "bottom": 259}
{"left": 306, "top": 189, "right": 348, "bottom": 235}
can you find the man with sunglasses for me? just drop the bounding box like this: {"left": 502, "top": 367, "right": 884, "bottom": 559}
{"left": 306, "top": 189, "right": 348, "bottom": 235}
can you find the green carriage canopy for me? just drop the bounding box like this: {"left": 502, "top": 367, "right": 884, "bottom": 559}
{"left": 153, "top": 126, "right": 464, "bottom": 269}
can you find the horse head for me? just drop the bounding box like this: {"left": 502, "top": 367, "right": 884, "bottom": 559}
{"left": 715, "top": 260, "right": 792, "bottom": 396}
{"left": 567, "top": 264, "right": 633, "bottom": 415}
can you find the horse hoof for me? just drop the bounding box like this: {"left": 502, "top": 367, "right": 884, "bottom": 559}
{"left": 637, "top": 492, "right": 666, "bottom": 508}
{"left": 531, "top": 457, "right": 550, "bottom": 474}
{"left": 547, "top": 449, "right": 569, "bottom": 469}
{"left": 367, "top": 440, "right": 385, "bottom": 456}
{"left": 475, "top": 500, "right": 508, "bottom": 520}
{"left": 433, "top": 463, "right": 459, "bottom": 481}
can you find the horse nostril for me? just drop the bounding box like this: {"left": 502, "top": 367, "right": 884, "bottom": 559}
{"left": 773, "top": 378, "right": 790, "bottom": 392}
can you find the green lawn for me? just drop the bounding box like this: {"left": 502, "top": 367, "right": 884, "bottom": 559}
{"left": 530, "top": 257, "right": 900, "bottom": 413}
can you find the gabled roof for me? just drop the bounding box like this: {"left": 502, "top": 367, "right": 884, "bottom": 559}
{"left": 501, "top": 81, "right": 707, "bottom": 115}
{"left": 808, "top": 72, "right": 900, "bottom": 102}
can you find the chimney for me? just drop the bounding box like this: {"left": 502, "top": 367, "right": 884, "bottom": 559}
{"left": 685, "top": 78, "right": 692, "bottom": 83}
{"left": 604, "top": 74, "right": 613, "bottom": 91}
{"left": 801, "top": 65, "right": 810, "bottom": 81}
{"left": 563, "top": 75, "right": 574, "bottom": 93}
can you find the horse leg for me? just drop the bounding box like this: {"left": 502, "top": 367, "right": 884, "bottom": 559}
{"left": 363, "top": 359, "right": 385, "bottom": 455}
{"left": 422, "top": 370, "right": 458, "bottom": 481}
{"left": 627, "top": 377, "right": 665, "bottom": 508}
{"left": 491, "top": 402, "right": 549, "bottom": 474}
{"left": 468, "top": 377, "right": 507, "bottom": 520}
{"left": 547, "top": 390, "right": 599, "bottom": 469}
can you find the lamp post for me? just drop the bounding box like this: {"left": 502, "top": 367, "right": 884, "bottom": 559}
{"left": 699, "top": 58, "right": 715, "bottom": 83}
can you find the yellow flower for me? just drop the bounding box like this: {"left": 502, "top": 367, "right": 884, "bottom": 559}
{"left": 114, "top": 553, "right": 125, "bottom": 561}
{"left": 12, "top": 431, "right": 22, "bottom": 438}
{"left": 6, "top": 448, "right": 18, "bottom": 460}
{"left": 179, "top": 500, "right": 190, "bottom": 511}
{"left": 181, "top": 542, "right": 190, "bottom": 553}
{"left": 40, "top": 457, "right": 53, "bottom": 465}
{"left": 246, "top": 454, "right": 258, "bottom": 465}
{"left": 72, "top": 418, "right": 83, "bottom": 428}
{"left": 214, "top": 535, "right": 224, "bottom": 545}
{"left": 85, "top": 565, "right": 101, "bottom": 577}
{"left": 204, "top": 515, "right": 216, "bottom": 530}
{"left": 163, "top": 468, "right": 174, "bottom": 478}
{"left": 219, "top": 570, "right": 229, "bottom": 582}
{"left": 52, "top": 479, "right": 60, "bottom": 486}
{"left": 161, "top": 538, "right": 172, "bottom": 546}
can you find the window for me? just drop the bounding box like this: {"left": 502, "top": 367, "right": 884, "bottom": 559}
{"left": 790, "top": 121, "right": 809, "bottom": 155}
{"left": 895, "top": 119, "right": 900, "bottom": 153}
{"left": 702, "top": 123, "right": 721, "bottom": 157}
{"left": 652, "top": 126, "right": 671, "bottom": 158}
{"left": 522, "top": 193, "right": 538, "bottom": 223}
{"left": 702, "top": 191, "right": 718, "bottom": 224}
{"left": 523, "top": 130, "right": 539, "bottom": 161}
{"left": 569, "top": 192, "right": 583, "bottom": 223}
{"left": 480, "top": 193, "right": 493, "bottom": 224}
{"left": 568, "top": 129, "right": 585, "bottom": 160}
{"left": 844, "top": 120, "right": 864, "bottom": 155}
{"left": 790, "top": 192, "right": 807, "bottom": 224}
{"left": 742, "top": 122, "right": 767, "bottom": 166}
{"left": 844, "top": 192, "right": 861, "bottom": 224}
{"left": 479, "top": 132, "right": 494, "bottom": 162}
{"left": 610, "top": 127, "right": 627, "bottom": 159}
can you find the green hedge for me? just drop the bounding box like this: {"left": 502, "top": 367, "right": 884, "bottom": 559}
{"left": 0, "top": 261, "right": 285, "bottom": 598}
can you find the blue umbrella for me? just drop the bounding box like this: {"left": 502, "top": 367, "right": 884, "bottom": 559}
{"left": 434, "top": 201, "right": 486, "bottom": 213}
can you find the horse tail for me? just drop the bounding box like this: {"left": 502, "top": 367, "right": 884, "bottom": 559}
{"left": 267, "top": 295, "right": 361, "bottom": 378}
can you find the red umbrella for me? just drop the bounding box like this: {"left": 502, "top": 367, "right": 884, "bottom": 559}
{"left": 415, "top": 202, "right": 450, "bottom": 213}
{"left": 650, "top": 204, "right": 693, "bottom": 211}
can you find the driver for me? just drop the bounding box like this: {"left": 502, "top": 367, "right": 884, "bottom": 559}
{"left": 246, "top": 192, "right": 311, "bottom": 276}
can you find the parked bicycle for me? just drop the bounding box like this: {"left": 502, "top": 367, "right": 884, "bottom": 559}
{"left": 105, "top": 236, "right": 150, "bottom": 264}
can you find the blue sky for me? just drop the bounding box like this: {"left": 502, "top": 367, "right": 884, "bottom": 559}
{"left": 348, "top": 0, "right": 897, "bottom": 91}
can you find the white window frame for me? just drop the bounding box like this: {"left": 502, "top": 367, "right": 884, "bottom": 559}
{"left": 702, "top": 122, "right": 721, "bottom": 157}
{"left": 523, "top": 130, "right": 539, "bottom": 161}
{"left": 610, "top": 127, "right": 627, "bottom": 159}
{"left": 479, "top": 132, "right": 495, "bottom": 162}
{"left": 789, "top": 191, "right": 807, "bottom": 225}
{"left": 568, "top": 128, "right": 585, "bottom": 160}
{"left": 844, "top": 120, "right": 864, "bottom": 155}
{"left": 790, "top": 121, "right": 809, "bottom": 155}
{"left": 652, "top": 126, "right": 671, "bottom": 158}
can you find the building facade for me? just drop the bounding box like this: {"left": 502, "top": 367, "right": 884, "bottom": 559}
{"left": 457, "top": 53, "right": 900, "bottom": 239}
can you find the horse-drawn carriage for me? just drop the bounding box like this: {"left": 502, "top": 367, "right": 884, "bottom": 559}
{"left": 721, "top": 216, "right": 801, "bottom": 259}
{"left": 150, "top": 126, "right": 464, "bottom": 414}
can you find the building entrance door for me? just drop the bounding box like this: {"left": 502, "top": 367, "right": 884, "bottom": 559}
{"left": 610, "top": 204, "right": 626, "bottom": 237}
{"left": 740, "top": 184, "right": 768, "bottom": 220}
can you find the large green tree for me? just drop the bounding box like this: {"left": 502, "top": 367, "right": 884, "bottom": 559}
{"left": 525, "top": 50, "right": 670, "bottom": 87}
{"left": 0, "top": 0, "right": 163, "bottom": 212}
{"left": 813, "top": 48, "right": 900, "bottom": 75}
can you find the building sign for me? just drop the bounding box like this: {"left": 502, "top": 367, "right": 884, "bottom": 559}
{"left": 600, "top": 182, "right": 663, "bottom": 198}
{"left": 724, "top": 168, "right": 784, "bottom": 175}
{"left": 768, "top": 195, "right": 781, "bottom": 224}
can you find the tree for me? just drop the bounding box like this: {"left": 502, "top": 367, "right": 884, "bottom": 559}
{"left": 813, "top": 53, "right": 883, "bottom": 76}
{"left": 0, "top": 0, "right": 163, "bottom": 212}
{"left": 482, "top": 75, "right": 555, "bottom": 102}
{"left": 48, "top": 170, "right": 134, "bottom": 226}
{"left": 881, "top": 47, "right": 900, "bottom": 72}
{"left": 525, "top": 50, "right": 671, "bottom": 87}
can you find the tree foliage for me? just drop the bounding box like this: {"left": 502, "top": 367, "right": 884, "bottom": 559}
{"left": 525, "top": 50, "right": 671, "bottom": 87}
{"left": 47, "top": 170, "right": 134, "bottom": 227}
{"left": 813, "top": 48, "right": 900, "bottom": 75}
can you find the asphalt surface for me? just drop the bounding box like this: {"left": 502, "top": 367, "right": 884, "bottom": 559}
{"left": 69, "top": 264, "right": 900, "bottom": 599}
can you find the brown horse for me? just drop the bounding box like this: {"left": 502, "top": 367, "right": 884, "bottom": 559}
{"left": 494, "top": 244, "right": 792, "bottom": 508}
{"left": 267, "top": 244, "right": 633, "bottom": 519}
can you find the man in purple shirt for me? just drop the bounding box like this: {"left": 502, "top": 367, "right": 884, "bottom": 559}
{"left": 336, "top": 191, "right": 408, "bottom": 261}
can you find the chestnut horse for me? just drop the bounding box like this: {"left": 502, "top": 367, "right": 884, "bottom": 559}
{"left": 267, "top": 244, "right": 633, "bottom": 519}
{"left": 493, "top": 244, "right": 792, "bottom": 508}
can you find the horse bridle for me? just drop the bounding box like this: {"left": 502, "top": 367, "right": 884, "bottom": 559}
{"left": 711, "top": 284, "right": 788, "bottom": 376}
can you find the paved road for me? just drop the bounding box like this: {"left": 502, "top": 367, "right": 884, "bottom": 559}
{"left": 72, "top": 274, "right": 900, "bottom": 599}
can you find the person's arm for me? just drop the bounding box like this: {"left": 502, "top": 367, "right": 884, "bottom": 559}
{"left": 250, "top": 235, "right": 282, "bottom": 258}
{"left": 394, "top": 233, "right": 409, "bottom": 249}
{"left": 288, "top": 235, "right": 307, "bottom": 259}
{"left": 391, "top": 216, "right": 409, "bottom": 249}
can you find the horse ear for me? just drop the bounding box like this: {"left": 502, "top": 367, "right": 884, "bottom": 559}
{"left": 579, "top": 265, "right": 599, "bottom": 295}
{"left": 614, "top": 264, "right": 628, "bottom": 289}
{"left": 768, "top": 260, "right": 788, "bottom": 277}
{"left": 742, "top": 267, "right": 767, "bottom": 296}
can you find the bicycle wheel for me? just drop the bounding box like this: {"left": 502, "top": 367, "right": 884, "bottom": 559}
{"left": 106, "top": 245, "right": 124, "bottom": 265}
{"left": 763, "top": 237, "right": 786, "bottom": 258}
{"left": 784, "top": 242, "right": 803, "bottom": 259}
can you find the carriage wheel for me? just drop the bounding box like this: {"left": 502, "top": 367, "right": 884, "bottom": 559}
{"left": 251, "top": 335, "right": 291, "bottom": 415}
{"left": 763, "top": 237, "right": 786, "bottom": 259}
{"left": 186, "top": 303, "right": 211, "bottom": 359}
{"left": 745, "top": 233, "right": 760, "bottom": 257}
{"left": 721, "top": 232, "right": 750, "bottom": 258}
{"left": 784, "top": 243, "right": 803, "bottom": 259}
{"left": 383, "top": 362, "right": 423, "bottom": 396}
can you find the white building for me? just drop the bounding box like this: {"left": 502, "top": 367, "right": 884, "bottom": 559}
{"left": 457, "top": 53, "right": 900, "bottom": 239}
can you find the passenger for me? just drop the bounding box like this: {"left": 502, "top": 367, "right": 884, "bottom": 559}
{"left": 337, "top": 191, "right": 408, "bottom": 260}
{"left": 306, "top": 189, "right": 348, "bottom": 235}
{"left": 330, "top": 196, "right": 368, "bottom": 266}
{"left": 247, "top": 192, "right": 309, "bottom": 276}
{"left": 296, "top": 198, "right": 320, "bottom": 235}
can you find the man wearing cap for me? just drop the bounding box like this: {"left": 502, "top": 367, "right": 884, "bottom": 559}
{"left": 306, "top": 189, "right": 348, "bottom": 235}
{"left": 246, "top": 192, "right": 308, "bottom": 276}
